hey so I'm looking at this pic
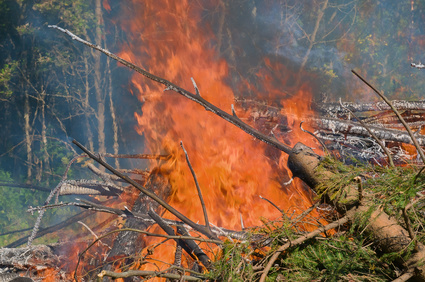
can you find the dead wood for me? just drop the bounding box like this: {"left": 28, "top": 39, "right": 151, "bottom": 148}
{"left": 352, "top": 69, "right": 425, "bottom": 163}
{"left": 98, "top": 269, "right": 203, "bottom": 281}
{"left": 318, "top": 100, "right": 425, "bottom": 114}
{"left": 72, "top": 139, "right": 220, "bottom": 240}
{"left": 6, "top": 211, "right": 93, "bottom": 248}
{"left": 339, "top": 98, "right": 395, "bottom": 167}
{"left": 311, "top": 117, "right": 425, "bottom": 146}
{"left": 288, "top": 143, "right": 425, "bottom": 280}
{"left": 50, "top": 25, "right": 425, "bottom": 280}
{"left": 74, "top": 199, "right": 244, "bottom": 241}
{"left": 59, "top": 179, "right": 123, "bottom": 196}
{"left": 0, "top": 245, "right": 59, "bottom": 269}
{"left": 100, "top": 190, "right": 154, "bottom": 282}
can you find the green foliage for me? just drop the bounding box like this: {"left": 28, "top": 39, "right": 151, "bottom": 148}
{"left": 0, "top": 60, "right": 17, "bottom": 97}
{"left": 209, "top": 219, "right": 395, "bottom": 281}
{"left": 0, "top": 170, "right": 42, "bottom": 246}
{"left": 275, "top": 235, "right": 393, "bottom": 281}
{"left": 315, "top": 156, "right": 365, "bottom": 201}
{"left": 209, "top": 157, "right": 425, "bottom": 281}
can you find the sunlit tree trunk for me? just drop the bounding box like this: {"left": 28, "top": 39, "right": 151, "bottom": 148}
{"left": 106, "top": 56, "right": 120, "bottom": 168}
{"left": 94, "top": 0, "right": 106, "bottom": 158}
{"left": 40, "top": 89, "right": 50, "bottom": 185}
{"left": 24, "top": 88, "right": 32, "bottom": 183}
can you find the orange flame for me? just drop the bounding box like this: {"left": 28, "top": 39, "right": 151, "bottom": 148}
{"left": 117, "top": 0, "right": 322, "bottom": 274}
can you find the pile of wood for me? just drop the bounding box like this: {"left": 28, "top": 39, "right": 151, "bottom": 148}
{"left": 2, "top": 26, "right": 425, "bottom": 281}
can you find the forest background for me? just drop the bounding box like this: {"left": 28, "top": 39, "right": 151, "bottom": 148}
{"left": 0, "top": 0, "right": 424, "bottom": 246}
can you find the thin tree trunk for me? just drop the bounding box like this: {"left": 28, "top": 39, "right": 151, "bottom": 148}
{"left": 106, "top": 57, "right": 120, "bottom": 168}
{"left": 83, "top": 56, "right": 94, "bottom": 151}
{"left": 94, "top": 0, "right": 106, "bottom": 157}
{"left": 296, "top": 0, "right": 328, "bottom": 86}
{"left": 40, "top": 89, "right": 50, "bottom": 185}
{"left": 24, "top": 88, "right": 32, "bottom": 183}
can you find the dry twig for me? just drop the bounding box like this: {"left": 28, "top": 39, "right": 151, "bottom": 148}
{"left": 72, "top": 139, "right": 219, "bottom": 240}
{"left": 181, "top": 141, "right": 211, "bottom": 231}
{"left": 339, "top": 98, "right": 394, "bottom": 167}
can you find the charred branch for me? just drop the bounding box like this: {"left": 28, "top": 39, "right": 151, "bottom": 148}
{"left": 49, "top": 25, "right": 293, "bottom": 155}
{"left": 72, "top": 139, "right": 220, "bottom": 240}
{"left": 148, "top": 208, "right": 211, "bottom": 269}
{"left": 75, "top": 199, "right": 242, "bottom": 241}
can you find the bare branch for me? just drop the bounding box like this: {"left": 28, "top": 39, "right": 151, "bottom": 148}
{"left": 300, "top": 121, "right": 330, "bottom": 155}
{"left": 180, "top": 141, "right": 210, "bottom": 230}
{"left": 191, "top": 77, "right": 201, "bottom": 96}
{"left": 339, "top": 98, "right": 394, "bottom": 167}
{"left": 98, "top": 269, "right": 204, "bottom": 281}
{"left": 352, "top": 69, "right": 425, "bottom": 164}
{"left": 72, "top": 139, "right": 218, "bottom": 240}
{"left": 49, "top": 25, "right": 293, "bottom": 154}
{"left": 102, "top": 153, "right": 169, "bottom": 160}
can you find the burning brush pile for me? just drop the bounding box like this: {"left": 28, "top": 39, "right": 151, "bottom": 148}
{"left": 3, "top": 2, "right": 425, "bottom": 282}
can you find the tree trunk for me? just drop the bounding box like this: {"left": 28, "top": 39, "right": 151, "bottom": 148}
{"left": 40, "top": 89, "right": 50, "bottom": 185}
{"left": 94, "top": 0, "right": 106, "bottom": 157}
{"left": 84, "top": 55, "right": 94, "bottom": 151}
{"left": 106, "top": 57, "right": 120, "bottom": 168}
{"left": 24, "top": 88, "right": 32, "bottom": 183}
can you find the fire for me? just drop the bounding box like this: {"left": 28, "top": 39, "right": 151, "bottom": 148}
{"left": 116, "top": 0, "right": 322, "bottom": 275}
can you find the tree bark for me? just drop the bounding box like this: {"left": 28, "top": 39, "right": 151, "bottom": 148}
{"left": 94, "top": 0, "right": 106, "bottom": 157}
{"left": 24, "top": 88, "right": 32, "bottom": 183}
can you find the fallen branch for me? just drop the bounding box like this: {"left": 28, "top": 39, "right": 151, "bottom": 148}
{"left": 72, "top": 139, "right": 219, "bottom": 240}
{"left": 98, "top": 269, "right": 204, "bottom": 281}
{"left": 74, "top": 228, "right": 214, "bottom": 281}
{"left": 102, "top": 153, "right": 170, "bottom": 160}
{"left": 259, "top": 215, "right": 349, "bottom": 282}
{"left": 318, "top": 100, "right": 425, "bottom": 113}
{"left": 74, "top": 198, "right": 245, "bottom": 240}
{"left": 311, "top": 117, "right": 425, "bottom": 146}
{"left": 339, "top": 98, "right": 394, "bottom": 167}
